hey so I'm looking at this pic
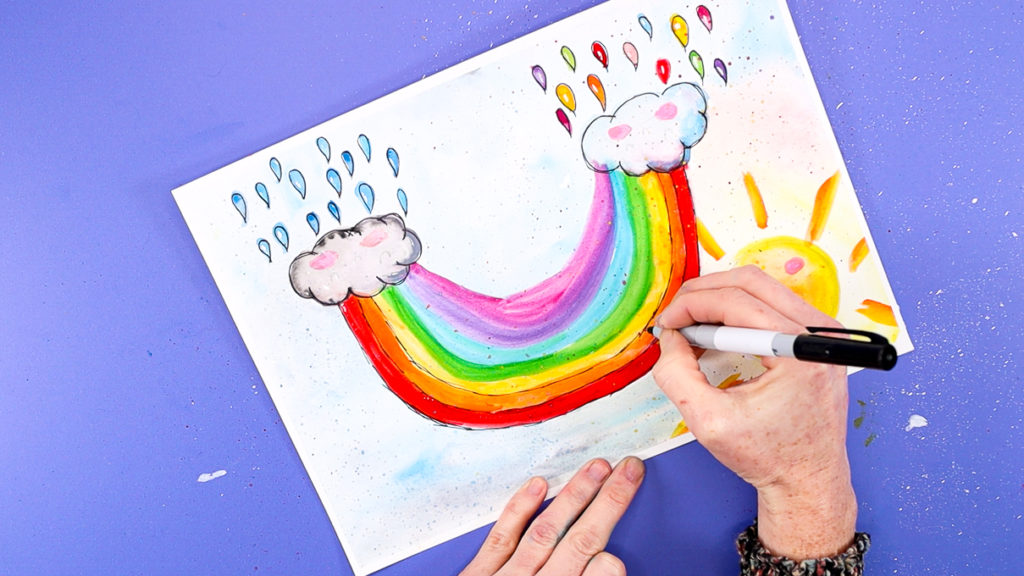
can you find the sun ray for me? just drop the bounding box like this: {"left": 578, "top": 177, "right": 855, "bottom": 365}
{"left": 743, "top": 172, "right": 768, "bottom": 229}
{"left": 849, "top": 237, "right": 869, "bottom": 272}
{"left": 806, "top": 171, "right": 840, "bottom": 243}
{"left": 696, "top": 217, "right": 726, "bottom": 260}
{"left": 856, "top": 299, "right": 898, "bottom": 326}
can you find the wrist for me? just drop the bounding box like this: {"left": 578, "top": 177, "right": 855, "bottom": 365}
{"left": 754, "top": 460, "right": 858, "bottom": 560}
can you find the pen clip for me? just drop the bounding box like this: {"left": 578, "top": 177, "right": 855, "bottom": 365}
{"left": 805, "top": 326, "right": 890, "bottom": 345}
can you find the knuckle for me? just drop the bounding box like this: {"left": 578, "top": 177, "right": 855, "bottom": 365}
{"left": 527, "top": 519, "right": 562, "bottom": 548}
{"left": 563, "top": 483, "right": 594, "bottom": 507}
{"left": 481, "top": 527, "right": 518, "bottom": 556}
{"left": 603, "top": 480, "right": 636, "bottom": 509}
{"left": 566, "top": 528, "right": 605, "bottom": 558}
{"left": 735, "top": 264, "right": 766, "bottom": 282}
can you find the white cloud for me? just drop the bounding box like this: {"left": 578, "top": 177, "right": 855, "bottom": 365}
{"left": 581, "top": 82, "right": 708, "bottom": 176}
{"left": 290, "top": 214, "right": 422, "bottom": 305}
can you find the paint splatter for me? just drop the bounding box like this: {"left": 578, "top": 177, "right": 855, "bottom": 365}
{"left": 197, "top": 470, "right": 227, "bottom": 483}
{"left": 905, "top": 414, "right": 929, "bottom": 432}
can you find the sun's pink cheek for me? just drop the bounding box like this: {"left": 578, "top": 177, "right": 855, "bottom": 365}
{"left": 784, "top": 257, "right": 805, "bottom": 275}
{"left": 360, "top": 229, "right": 388, "bottom": 247}
{"left": 310, "top": 250, "right": 338, "bottom": 270}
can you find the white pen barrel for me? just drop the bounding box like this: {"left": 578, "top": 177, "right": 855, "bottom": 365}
{"left": 680, "top": 325, "right": 796, "bottom": 358}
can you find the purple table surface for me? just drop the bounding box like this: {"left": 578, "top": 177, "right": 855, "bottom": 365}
{"left": 2, "top": 2, "right": 1021, "bottom": 574}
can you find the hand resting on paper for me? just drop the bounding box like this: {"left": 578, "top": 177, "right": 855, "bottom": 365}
{"left": 463, "top": 267, "right": 868, "bottom": 574}
{"left": 459, "top": 457, "right": 645, "bottom": 576}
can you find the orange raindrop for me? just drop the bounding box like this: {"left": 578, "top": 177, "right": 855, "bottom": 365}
{"left": 587, "top": 74, "right": 607, "bottom": 111}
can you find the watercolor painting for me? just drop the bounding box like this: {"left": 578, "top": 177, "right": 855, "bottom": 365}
{"left": 174, "top": 1, "right": 911, "bottom": 573}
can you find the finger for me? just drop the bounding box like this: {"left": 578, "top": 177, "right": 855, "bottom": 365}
{"left": 659, "top": 282, "right": 804, "bottom": 335}
{"left": 652, "top": 325, "right": 724, "bottom": 422}
{"left": 460, "top": 477, "right": 547, "bottom": 576}
{"left": 501, "top": 459, "right": 612, "bottom": 574}
{"left": 580, "top": 552, "right": 627, "bottom": 576}
{"left": 678, "top": 265, "right": 841, "bottom": 329}
{"left": 539, "top": 457, "right": 645, "bottom": 575}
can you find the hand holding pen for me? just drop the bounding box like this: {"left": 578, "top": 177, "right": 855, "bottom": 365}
{"left": 652, "top": 265, "right": 860, "bottom": 560}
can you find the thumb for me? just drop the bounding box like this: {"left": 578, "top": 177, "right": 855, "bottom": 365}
{"left": 652, "top": 327, "right": 722, "bottom": 420}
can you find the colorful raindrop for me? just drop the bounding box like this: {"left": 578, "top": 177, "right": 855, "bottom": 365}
{"left": 656, "top": 58, "right": 671, "bottom": 84}
{"left": 327, "top": 200, "right": 341, "bottom": 223}
{"left": 397, "top": 188, "right": 408, "bottom": 215}
{"left": 531, "top": 65, "right": 547, "bottom": 91}
{"left": 555, "top": 108, "right": 572, "bottom": 135}
{"left": 714, "top": 58, "right": 728, "bottom": 84}
{"left": 288, "top": 169, "right": 306, "bottom": 199}
{"left": 316, "top": 136, "right": 331, "bottom": 162}
{"left": 560, "top": 46, "right": 576, "bottom": 71}
{"left": 587, "top": 74, "right": 607, "bottom": 111}
{"left": 306, "top": 212, "right": 320, "bottom": 235}
{"left": 591, "top": 41, "right": 609, "bottom": 69}
{"left": 386, "top": 147, "right": 400, "bottom": 177}
{"left": 231, "top": 192, "right": 247, "bottom": 223}
{"left": 697, "top": 5, "right": 712, "bottom": 32}
{"left": 273, "top": 224, "right": 289, "bottom": 251}
{"left": 269, "top": 157, "right": 282, "bottom": 182}
{"left": 257, "top": 239, "right": 272, "bottom": 262}
{"left": 556, "top": 83, "right": 576, "bottom": 114}
{"left": 689, "top": 50, "right": 705, "bottom": 80}
{"left": 638, "top": 14, "right": 653, "bottom": 39}
{"left": 622, "top": 42, "right": 639, "bottom": 70}
{"left": 357, "top": 134, "right": 371, "bottom": 162}
{"left": 356, "top": 182, "right": 375, "bottom": 213}
{"left": 255, "top": 182, "right": 269, "bottom": 208}
{"left": 671, "top": 15, "right": 689, "bottom": 48}
{"left": 341, "top": 151, "right": 355, "bottom": 176}
{"left": 326, "top": 168, "right": 342, "bottom": 196}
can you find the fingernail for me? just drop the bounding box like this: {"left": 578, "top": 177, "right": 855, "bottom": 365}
{"left": 526, "top": 476, "right": 546, "bottom": 496}
{"left": 586, "top": 460, "right": 610, "bottom": 482}
{"left": 623, "top": 457, "right": 645, "bottom": 483}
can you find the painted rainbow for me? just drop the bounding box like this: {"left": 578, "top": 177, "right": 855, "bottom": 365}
{"left": 342, "top": 166, "right": 699, "bottom": 428}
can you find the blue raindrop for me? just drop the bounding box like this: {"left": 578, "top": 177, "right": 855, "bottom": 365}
{"left": 638, "top": 14, "right": 653, "bottom": 39}
{"left": 357, "top": 134, "right": 371, "bottom": 161}
{"left": 316, "top": 136, "right": 331, "bottom": 162}
{"left": 270, "top": 157, "right": 282, "bottom": 182}
{"left": 341, "top": 151, "right": 355, "bottom": 176}
{"left": 387, "top": 147, "right": 400, "bottom": 177}
{"left": 255, "top": 182, "right": 270, "bottom": 207}
{"left": 257, "top": 238, "right": 272, "bottom": 262}
{"left": 288, "top": 169, "right": 306, "bottom": 199}
{"left": 231, "top": 192, "right": 247, "bottom": 222}
{"left": 326, "top": 168, "right": 342, "bottom": 196}
{"left": 327, "top": 201, "right": 340, "bottom": 222}
{"left": 356, "top": 182, "right": 375, "bottom": 213}
{"left": 397, "top": 188, "right": 408, "bottom": 215}
{"left": 273, "top": 224, "right": 289, "bottom": 251}
{"left": 306, "top": 212, "right": 320, "bottom": 235}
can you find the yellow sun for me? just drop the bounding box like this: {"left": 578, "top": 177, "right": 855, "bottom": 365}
{"left": 696, "top": 170, "right": 898, "bottom": 328}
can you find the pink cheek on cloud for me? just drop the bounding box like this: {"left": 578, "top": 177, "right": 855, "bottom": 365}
{"left": 655, "top": 102, "right": 678, "bottom": 120}
{"left": 360, "top": 228, "right": 388, "bottom": 247}
{"left": 608, "top": 124, "right": 632, "bottom": 141}
{"left": 785, "top": 257, "right": 805, "bottom": 275}
{"left": 310, "top": 250, "right": 338, "bottom": 270}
